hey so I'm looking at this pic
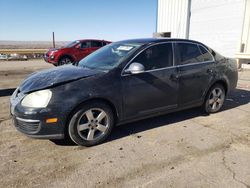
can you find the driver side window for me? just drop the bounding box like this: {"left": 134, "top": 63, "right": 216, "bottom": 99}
{"left": 133, "top": 43, "right": 173, "bottom": 71}
{"left": 80, "top": 42, "right": 90, "bottom": 49}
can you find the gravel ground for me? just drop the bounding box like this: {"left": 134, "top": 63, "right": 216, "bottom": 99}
{"left": 0, "top": 61, "right": 250, "bottom": 188}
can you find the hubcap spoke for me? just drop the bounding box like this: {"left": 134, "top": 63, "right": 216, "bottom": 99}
{"left": 87, "top": 129, "right": 95, "bottom": 140}
{"left": 209, "top": 99, "right": 214, "bottom": 104}
{"left": 66, "top": 59, "right": 71, "bottom": 64}
{"left": 217, "top": 89, "right": 222, "bottom": 97}
{"left": 77, "top": 108, "right": 109, "bottom": 141}
{"left": 212, "top": 102, "right": 217, "bottom": 110}
{"left": 78, "top": 123, "right": 89, "bottom": 131}
{"left": 86, "top": 110, "right": 94, "bottom": 122}
{"left": 209, "top": 87, "right": 225, "bottom": 111}
{"left": 96, "top": 123, "right": 107, "bottom": 133}
{"left": 212, "top": 90, "right": 217, "bottom": 97}
{"left": 96, "top": 111, "right": 106, "bottom": 122}
{"left": 217, "top": 98, "right": 222, "bottom": 104}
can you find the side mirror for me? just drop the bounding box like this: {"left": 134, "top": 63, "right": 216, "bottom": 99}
{"left": 125, "top": 62, "right": 145, "bottom": 74}
{"left": 75, "top": 44, "right": 81, "bottom": 49}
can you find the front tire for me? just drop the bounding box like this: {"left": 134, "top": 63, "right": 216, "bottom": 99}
{"left": 58, "top": 56, "right": 73, "bottom": 66}
{"left": 68, "top": 102, "right": 114, "bottom": 146}
{"left": 203, "top": 84, "right": 225, "bottom": 113}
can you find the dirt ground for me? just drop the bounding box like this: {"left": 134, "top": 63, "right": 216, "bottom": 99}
{"left": 0, "top": 60, "right": 250, "bottom": 188}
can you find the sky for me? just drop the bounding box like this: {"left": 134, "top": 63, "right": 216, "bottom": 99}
{"left": 0, "top": 0, "right": 157, "bottom": 41}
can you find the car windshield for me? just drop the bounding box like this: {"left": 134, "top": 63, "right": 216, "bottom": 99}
{"left": 64, "top": 40, "right": 80, "bottom": 48}
{"left": 78, "top": 42, "right": 142, "bottom": 70}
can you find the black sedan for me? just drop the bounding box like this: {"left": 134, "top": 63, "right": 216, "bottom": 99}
{"left": 10, "top": 38, "right": 238, "bottom": 146}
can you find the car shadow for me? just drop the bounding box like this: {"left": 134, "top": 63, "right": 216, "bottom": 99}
{"left": 108, "top": 88, "right": 250, "bottom": 141}
{"left": 51, "top": 88, "right": 250, "bottom": 146}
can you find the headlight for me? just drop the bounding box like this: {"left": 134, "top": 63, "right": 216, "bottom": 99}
{"left": 21, "top": 89, "right": 52, "bottom": 108}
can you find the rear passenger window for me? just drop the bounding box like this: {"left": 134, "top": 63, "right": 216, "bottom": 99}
{"left": 199, "top": 45, "right": 214, "bottom": 62}
{"left": 91, "top": 41, "right": 103, "bottom": 47}
{"left": 133, "top": 43, "right": 173, "bottom": 71}
{"left": 176, "top": 43, "right": 204, "bottom": 65}
{"left": 102, "top": 42, "right": 108, "bottom": 46}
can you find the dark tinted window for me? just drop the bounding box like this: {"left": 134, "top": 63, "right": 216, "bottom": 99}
{"left": 199, "top": 45, "right": 214, "bottom": 61}
{"left": 91, "top": 41, "right": 103, "bottom": 47}
{"left": 64, "top": 40, "right": 80, "bottom": 48}
{"left": 80, "top": 42, "right": 88, "bottom": 49}
{"left": 176, "top": 43, "right": 204, "bottom": 65}
{"left": 133, "top": 43, "right": 173, "bottom": 71}
{"left": 103, "top": 42, "right": 109, "bottom": 46}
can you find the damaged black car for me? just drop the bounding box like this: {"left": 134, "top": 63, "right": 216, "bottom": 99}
{"left": 10, "top": 38, "right": 238, "bottom": 146}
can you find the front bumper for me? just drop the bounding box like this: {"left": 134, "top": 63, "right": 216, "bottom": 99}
{"left": 10, "top": 89, "right": 65, "bottom": 139}
{"left": 43, "top": 54, "right": 57, "bottom": 65}
{"left": 12, "top": 116, "right": 64, "bottom": 139}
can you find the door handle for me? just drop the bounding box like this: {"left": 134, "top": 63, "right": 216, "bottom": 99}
{"left": 170, "top": 74, "right": 179, "bottom": 81}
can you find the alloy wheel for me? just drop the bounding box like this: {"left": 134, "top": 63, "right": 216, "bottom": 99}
{"left": 208, "top": 87, "right": 225, "bottom": 111}
{"left": 76, "top": 108, "right": 109, "bottom": 141}
{"left": 60, "top": 57, "right": 72, "bottom": 65}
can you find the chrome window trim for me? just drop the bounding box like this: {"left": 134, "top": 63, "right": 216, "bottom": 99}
{"left": 16, "top": 117, "right": 40, "bottom": 123}
{"left": 176, "top": 60, "right": 214, "bottom": 68}
{"left": 121, "top": 41, "right": 216, "bottom": 76}
{"left": 121, "top": 41, "right": 175, "bottom": 76}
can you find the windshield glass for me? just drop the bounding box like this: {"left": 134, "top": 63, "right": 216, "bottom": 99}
{"left": 78, "top": 42, "right": 142, "bottom": 70}
{"left": 64, "top": 40, "right": 80, "bottom": 48}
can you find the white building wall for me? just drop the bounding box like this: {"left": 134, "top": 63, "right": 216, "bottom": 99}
{"left": 189, "top": 0, "right": 245, "bottom": 57}
{"left": 157, "top": 0, "right": 189, "bottom": 38}
{"left": 157, "top": 0, "right": 245, "bottom": 57}
{"left": 240, "top": 0, "right": 250, "bottom": 53}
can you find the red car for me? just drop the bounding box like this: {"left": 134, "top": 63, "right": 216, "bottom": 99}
{"left": 44, "top": 39, "right": 111, "bottom": 66}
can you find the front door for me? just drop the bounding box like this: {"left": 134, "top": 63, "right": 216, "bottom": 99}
{"left": 121, "top": 42, "right": 179, "bottom": 119}
{"left": 75, "top": 41, "right": 91, "bottom": 61}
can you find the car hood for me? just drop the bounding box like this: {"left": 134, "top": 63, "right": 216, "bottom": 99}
{"left": 46, "top": 47, "right": 69, "bottom": 55}
{"left": 19, "top": 65, "right": 101, "bottom": 93}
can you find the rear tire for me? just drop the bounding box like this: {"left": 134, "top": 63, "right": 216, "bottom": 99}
{"left": 203, "top": 84, "right": 225, "bottom": 114}
{"left": 68, "top": 102, "right": 114, "bottom": 146}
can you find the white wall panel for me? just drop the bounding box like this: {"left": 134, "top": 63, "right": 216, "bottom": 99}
{"left": 157, "top": 0, "right": 189, "bottom": 38}
{"left": 157, "top": 0, "right": 245, "bottom": 57}
{"left": 241, "top": 0, "right": 250, "bottom": 53}
{"left": 189, "top": 0, "right": 244, "bottom": 57}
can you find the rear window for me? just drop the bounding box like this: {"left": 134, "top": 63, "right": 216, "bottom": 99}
{"left": 103, "top": 42, "right": 110, "bottom": 46}
{"left": 175, "top": 43, "right": 204, "bottom": 65}
{"left": 198, "top": 45, "right": 214, "bottom": 62}
{"left": 91, "top": 41, "right": 103, "bottom": 47}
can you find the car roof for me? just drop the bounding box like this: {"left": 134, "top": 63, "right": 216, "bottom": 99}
{"left": 78, "top": 39, "right": 111, "bottom": 42}
{"left": 118, "top": 38, "right": 205, "bottom": 45}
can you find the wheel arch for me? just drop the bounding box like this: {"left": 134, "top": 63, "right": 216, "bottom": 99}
{"left": 211, "top": 80, "right": 228, "bottom": 95}
{"left": 58, "top": 54, "right": 75, "bottom": 63}
{"left": 204, "top": 79, "right": 229, "bottom": 101}
{"left": 64, "top": 97, "right": 119, "bottom": 137}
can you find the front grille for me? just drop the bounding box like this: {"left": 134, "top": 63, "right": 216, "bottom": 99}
{"left": 13, "top": 117, "right": 40, "bottom": 134}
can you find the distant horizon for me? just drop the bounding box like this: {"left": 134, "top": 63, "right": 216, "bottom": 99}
{"left": 0, "top": 40, "right": 70, "bottom": 42}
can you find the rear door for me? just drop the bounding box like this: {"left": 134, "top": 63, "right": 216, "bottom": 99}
{"left": 121, "top": 42, "right": 179, "bottom": 119}
{"left": 174, "top": 42, "right": 215, "bottom": 106}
